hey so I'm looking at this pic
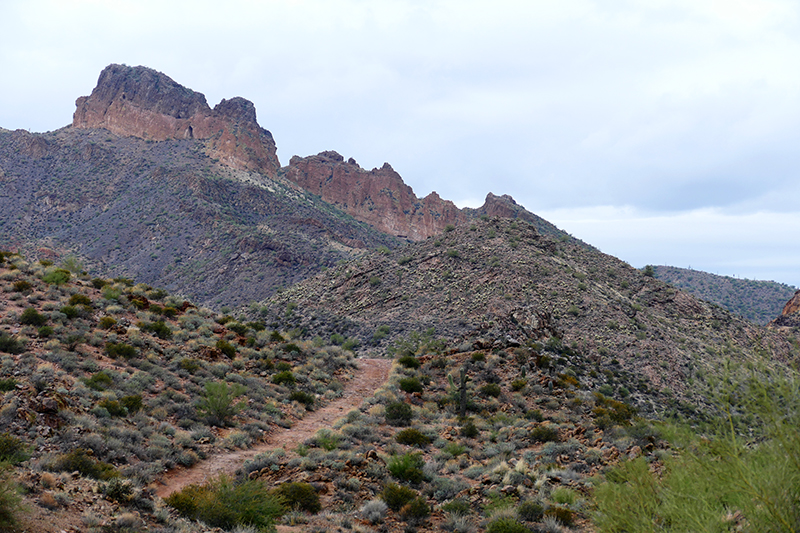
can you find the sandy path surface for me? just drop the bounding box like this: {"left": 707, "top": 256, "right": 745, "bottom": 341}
{"left": 153, "top": 357, "right": 392, "bottom": 498}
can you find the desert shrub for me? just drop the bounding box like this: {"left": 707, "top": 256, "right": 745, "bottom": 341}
{"left": 361, "top": 498, "right": 389, "bottom": 523}
{"left": 395, "top": 428, "right": 431, "bottom": 447}
{"left": 120, "top": 395, "right": 143, "bottom": 414}
{"left": 387, "top": 452, "right": 425, "bottom": 484}
{"left": 517, "top": 500, "right": 544, "bottom": 522}
{"left": 0, "top": 467, "right": 21, "bottom": 530}
{"left": 313, "top": 429, "right": 340, "bottom": 451}
{"left": 0, "top": 433, "right": 29, "bottom": 464}
{"left": 272, "top": 371, "right": 296, "bottom": 387}
{"left": 269, "top": 331, "right": 284, "bottom": 342}
{"left": 98, "top": 316, "right": 117, "bottom": 329}
{"left": 102, "top": 477, "right": 134, "bottom": 503}
{"left": 84, "top": 371, "right": 114, "bottom": 391}
{"left": 37, "top": 325, "right": 54, "bottom": 338}
{"left": 12, "top": 280, "right": 32, "bottom": 292}
{"left": 272, "top": 482, "right": 320, "bottom": 513}
{"left": 59, "top": 305, "right": 78, "bottom": 319}
{"left": 530, "top": 425, "right": 560, "bottom": 443}
{"left": 545, "top": 506, "right": 574, "bottom": 526}
{"left": 98, "top": 399, "right": 127, "bottom": 417}
{"left": 198, "top": 381, "right": 247, "bottom": 426}
{"left": 106, "top": 342, "right": 137, "bottom": 359}
{"left": 593, "top": 393, "right": 636, "bottom": 428}
{"left": 471, "top": 352, "right": 486, "bottom": 362}
{"left": 400, "top": 495, "right": 430, "bottom": 524}
{"left": 526, "top": 409, "right": 544, "bottom": 422}
{"left": 443, "top": 442, "right": 467, "bottom": 457}
{"left": 91, "top": 278, "right": 108, "bottom": 289}
{"left": 52, "top": 449, "right": 118, "bottom": 480}
{"left": 480, "top": 383, "right": 502, "bottom": 397}
{"left": 165, "top": 476, "right": 284, "bottom": 530}
{"left": 551, "top": 486, "right": 579, "bottom": 506}
{"left": 140, "top": 320, "right": 172, "bottom": 340}
{"left": 381, "top": 482, "right": 418, "bottom": 511}
{"left": 216, "top": 339, "right": 237, "bottom": 359}
{"left": 0, "top": 379, "right": 17, "bottom": 392}
{"left": 227, "top": 322, "right": 248, "bottom": 336}
{"left": 68, "top": 293, "right": 92, "bottom": 306}
{"left": 399, "top": 377, "right": 424, "bottom": 393}
{"left": 460, "top": 419, "right": 479, "bottom": 438}
{"left": 442, "top": 498, "right": 471, "bottom": 516}
{"left": 486, "top": 517, "right": 532, "bottom": 533}
{"left": 289, "top": 391, "right": 315, "bottom": 410}
{"left": 20, "top": 307, "right": 47, "bottom": 326}
{"left": 511, "top": 379, "right": 528, "bottom": 392}
{"left": 0, "top": 332, "right": 24, "bottom": 355}
{"left": 178, "top": 358, "right": 201, "bottom": 373}
{"left": 42, "top": 269, "right": 70, "bottom": 285}
{"left": 398, "top": 355, "right": 421, "bottom": 369}
{"left": 385, "top": 401, "right": 413, "bottom": 426}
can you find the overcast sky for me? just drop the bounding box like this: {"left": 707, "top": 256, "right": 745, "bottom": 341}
{"left": 1, "top": 0, "right": 798, "bottom": 287}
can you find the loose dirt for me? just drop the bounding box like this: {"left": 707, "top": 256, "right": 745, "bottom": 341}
{"left": 153, "top": 357, "right": 392, "bottom": 499}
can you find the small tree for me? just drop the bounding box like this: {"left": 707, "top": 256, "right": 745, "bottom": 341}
{"left": 198, "top": 381, "right": 247, "bottom": 426}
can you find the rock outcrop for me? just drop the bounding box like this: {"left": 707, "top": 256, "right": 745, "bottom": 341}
{"left": 73, "top": 64, "right": 280, "bottom": 176}
{"left": 771, "top": 290, "right": 800, "bottom": 328}
{"left": 283, "top": 151, "right": 467, "bottom": 240}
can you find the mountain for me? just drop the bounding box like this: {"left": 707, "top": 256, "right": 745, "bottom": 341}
{"left": 651, "top": 265, "right": 798, "bottom": 325}
{"left": 771, "top": 290, "right": 800, "bottom": 328}
{"left": 260, "top": 217, "right": 796, "bottom": 412}
{"left": 283, "top": 150, "right": 585, "bottom": 245}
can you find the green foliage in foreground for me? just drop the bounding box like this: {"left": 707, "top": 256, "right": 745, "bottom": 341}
{"left": 165, "top": 476, "right": 284, "bottom": 531}
{"left": 594, "top": 366, "right": 800, "bottom": 533}
{"left": 197, "top": 381, "right": 247, "bottom": 427}
{"left": 0, "top": 466, "right": 22, "bottom": 530}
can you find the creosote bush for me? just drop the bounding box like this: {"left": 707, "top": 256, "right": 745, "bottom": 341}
{"left": 387, "top": 452, "right": 425, "bottom": 484}
{"left": 381, "top": 482, "right": 418, "bottom": 511}
{"left": 395, "top": 428, "right": 431, "bottom": 447}
{"left": 51, "top": 449, "right": 118, "bottom": 480}
{"left": 20, "top": 307, "right": 47, "bottom": 326}
{"left": 271, "top": 482, "right": 320, "bottom": 513}
{"left": 198, "top": 381, "right": 247, "bottom": 426}
{"left": 106, "top": 342, "right": 137, "bottom": 359}
{"left": 385, "top": 401, "right": 413, "bottom": 426}
{"left": 398, "top": 355, "right": 421, "bottom": 369}
{"left": 399, "top": 376, "right": 424, "bottom": 393}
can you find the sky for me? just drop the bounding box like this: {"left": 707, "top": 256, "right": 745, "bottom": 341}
{"left": 1, "top": 0, "right": 798, "bottom": 287}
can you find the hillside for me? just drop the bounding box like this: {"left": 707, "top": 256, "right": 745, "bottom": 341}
{"left": 652, "top": 265, "right": 798, "bottom": 325}
{"left": 260, "top": 218, "right": 797, "bottom": 413}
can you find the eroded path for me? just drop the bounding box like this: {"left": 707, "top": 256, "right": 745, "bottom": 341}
{"left": 154, "top": 358, "right": 392, "bottom": 499}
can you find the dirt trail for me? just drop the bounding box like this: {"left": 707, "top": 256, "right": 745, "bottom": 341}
{"left": 153, "top": 357, "right": 392, "bottom": 499}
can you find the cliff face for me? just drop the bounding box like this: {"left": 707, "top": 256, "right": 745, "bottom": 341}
{"left": 772, "top": 290, "right": 800, "bottom": 328}
{"left": 283, "top": 151, "right": 467, "bottom": 240}
{"left": 73, "top": 64, "right": 280, "bottom": 176}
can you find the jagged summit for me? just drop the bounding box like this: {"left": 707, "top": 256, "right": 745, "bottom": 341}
{"left": 772, "top": 290, "right": 800, "bottom": 328}
{"left": 72, "top": 64, "right": 280, "bottom": 176}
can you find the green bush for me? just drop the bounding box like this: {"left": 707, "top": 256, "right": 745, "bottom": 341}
{"left": 381, "top": 482, "right": 418, "bottom": 511}
{"left": 179, "top": 358, "right": 201, "bottom": 373}
{"left": 52, "top": 449, "right": 118, "bottom": 480}
{"left": 140, "top": 320, "right": 172, "bottom": 340}
{"left": 272, "top": 482, "right": 320, "bottom": 513}
{"left": 530, "top": 425, "right": 560, "bottom": 443}
{"left": 400, "top": 495, "right": 430, "bottom": 524}
{"left": 84, "top": 371, "right": 113, "bottom": 391}
{"left": 545, "top": 506, "right": 574, "bottom": 526}
{"left": 42, "top": 268, "right": 71, "bottom": 285}
{"left": 398, "top": 355, "right": 421, "bottom": 369}
{"left": 0, "top": 467, "right": 21, "bottom": 530}
{"left": 486, "top": 517, "right": 532, "bottom": 533}
{"left": 216, "top": 339, "right": 237, "bottom": 359}
{"left": 399, "top": 377, "right": 424, "bottom": 393}
{"left": 511, "top": 378, "right": 528, "bottom": 391}
{"left": 197, "top": 381, "right": 247, "bottom": 426}
{"left": 272, "top": 371, "right": 296, "bottom": 387}
{"left": 120, "top": 395, "right": 143, "bottom": 414}
{"left": 592, "top": 393, "right": 636, "bottom": 428}
{"left": 98, "top": 399, "right": 127, "bottom": 417}
{"left": 0, "top": 433, "right": 29, "bottom": 464}
{"left": 385, "top": 401, "right": 413, "bottom": 426}
{"left": 20, "top": 307, "right": 47, "bottom": 326}
{"left": 227, "top": 322, "right": 248, "bottom": 336}
{"left": 0, "top": 379, "right": 17, "bottom": 392}
{"left": 289, "top": 390, "right": 315, "bottom": 410}
{"left": 102, "top": 477, "right": 134, "bottom": 503}
{"left": 165, "top": 476, "right": 284, "bottom": 530}
{"left": 480, "top": 383, "right": 502, "bottom": 397}
{"left": 68, "top": 293, "right": 92, "bottom": 306}
{"left": 0, "top": 333, "right": 24, "bottom": 355}
{"left": 395, "top": 428, "right": 431, "bottom": 447}
{"left": 106, "top": 342, "right": 137, "bottom": 359}
{"left": 60, "top": 305, "right": 79, "bottom": 319}
{"left": 98, "top": 316, "right": 117, "bottom": 329}
{"left": 387, "top": 452, "right": 425, "bottom": 484}
{"left": 517, "top": 500, "right": 544, "bottom": 522}
{"left": 37, "top": 325, "right": 54, "bottom": 338}
{"left": 12, "top": 280, "right": 32, "bottom": 293}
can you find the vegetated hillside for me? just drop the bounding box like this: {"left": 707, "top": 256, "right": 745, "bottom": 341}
{"left": 261, "top": 217, "right": 797, "bottom": 413}
{"left": 0, "top": 251, "right": 363, "bottom": 532}
{"left": 652, "top": 265, "right": 798, "bottom": 325}
{"left": 0, "top": 127, "right": 397, "bottom": 308}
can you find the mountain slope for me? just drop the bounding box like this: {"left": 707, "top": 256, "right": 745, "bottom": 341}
{"left": 260, "top": 217, "right": 797, "bottom": 411}
{"left": 652, "top": 265, "right": 797, "bottom": 325}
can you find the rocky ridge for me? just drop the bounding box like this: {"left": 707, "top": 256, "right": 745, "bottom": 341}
{"left": 73, "top": 64, "right": 280, "bottom": 176}
{"left": 771, "top": 290, "right": 800, "bottom": 328}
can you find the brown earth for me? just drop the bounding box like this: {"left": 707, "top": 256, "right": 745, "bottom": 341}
{"left": 152, "top": 357, "right": 392, "bottom": 499}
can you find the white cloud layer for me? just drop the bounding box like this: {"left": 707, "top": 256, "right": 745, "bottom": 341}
{"left": 0, "top": 0, "right": 797, "bottom": 287}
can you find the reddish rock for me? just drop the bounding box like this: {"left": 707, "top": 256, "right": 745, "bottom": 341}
{"left": 73, "top": 64, "right": 280, "bottom": 176}
{"left": 781, "top": 290, "right": 800, "bottom": 317}
{"left": 771, "top": 290, "right": 800, "bottom": 328}
{"left": 284, "top": 151, "right": 467, "bottom": 240}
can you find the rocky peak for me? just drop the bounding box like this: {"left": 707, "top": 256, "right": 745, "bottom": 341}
{"left": 72, "top": 64, "right": 279, "bottom": 176}
{"left": 770, "top": 290, "right": 800, "bottom": 328}
{"left": 781, "top": 290, "right": 800, "bottom": 317}
{"left": 284, "top": 151, "right": 466, "bottom": 240}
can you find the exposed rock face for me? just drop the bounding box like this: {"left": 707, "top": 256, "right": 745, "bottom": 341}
{"left": 772, "top": 290, "right": 800, "bottom": 328}
{"left": 73, "top": 64, "right": 280, "bottom": 176}
{"left": 284, "top": 151, "right": 467, "bottom": 240}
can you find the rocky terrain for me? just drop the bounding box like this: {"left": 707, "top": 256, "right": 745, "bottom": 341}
{"left": 771, "top": 290, "right": 800, "bottom": 329}
{"left": 652, "top": 265, "right": 797, "bottom": 325}
{"left": 261, "top": 218, "right": 797, "bottom": 414}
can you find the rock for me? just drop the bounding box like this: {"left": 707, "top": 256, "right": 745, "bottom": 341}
{"left": 73, "top": 64, "right": 280, "bottom": 176}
